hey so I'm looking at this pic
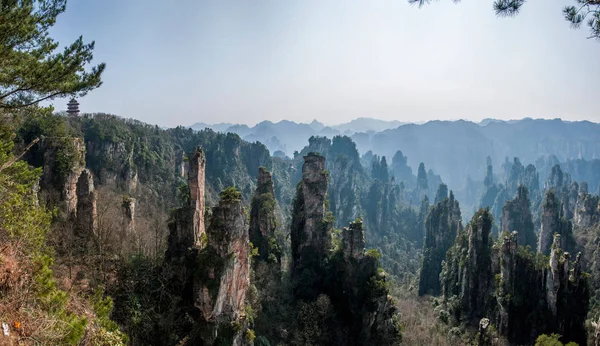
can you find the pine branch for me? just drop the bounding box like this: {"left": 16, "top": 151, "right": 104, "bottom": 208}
{"left": 0, "top": 137, "right": 40, "bottom": 173}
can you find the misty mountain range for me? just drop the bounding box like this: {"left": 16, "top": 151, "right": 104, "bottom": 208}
{"left": 188, "top": 117, "right": 600, "bottom": 203}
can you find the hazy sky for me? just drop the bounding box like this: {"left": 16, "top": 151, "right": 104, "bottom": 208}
{"left": 49, "top": 0, "right": 600, "bottom": 127}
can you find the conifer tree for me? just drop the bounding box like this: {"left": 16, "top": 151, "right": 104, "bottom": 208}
{"left": 0, "top": 0, "right": 105, "bottom": 110}
{"left": 408, "top": 0, "right": 600, "bottom": 41}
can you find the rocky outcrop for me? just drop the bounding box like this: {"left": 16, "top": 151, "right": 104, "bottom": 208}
{"left": 463, "top": 209, "right": 493, "bottom": 320}
{"left": 249, "top": 167, "right": 280, "bottom": 265}
{"left": 538, "top": 189, "right": 574, "bottom": 255}
{"left": 342, "top": 220, "right": 365, "bottom": 260}
{"left": 291, "top": 153, "right": 332, "bottom": 298}
{"left": 40, "top": 137, "right": 86, "bottom": 213}
{"left": 189, "top": 148, "right": 206, "bottom": 247}
{"left": 75, "top": 169, "right": 97, "bottom": 235}
{"left": 40, "top": 137, "right": 98, "bottom": 235}
{"left": 573, "top": 183, "right": 600, "bottom": 228}
{"left": 418, "top": 192, "right": 461, "bottom": 296}
{"left": 501, "top": 185, "right": 536, "bottom": 249}
{"left": 329, "top": 153, "right": 361, "bottom": 228}
{"left": 85, "top": 140, "right": 137, "bottom": 191}
{"left": 441, "top": 209, "right": 493, "bottom": 323}
{"left": 165, "top": 149, "right": 251, "bottom": 345}
{"left": 166, "top": 148, "right": 206, "bottom": 262}
{"left": 332, "top": 220, "right": 401, "bottom": 346}
{"left": 441, "top": 209, "right": 590, "bottom": 346}
{"left": 496, "top": 231, "right": 519, "bottom": 338}
{"left": 545, "top": 236, "right": 589, "bottom": 346}
{"left": 194, "top": 192, "right": 250, "bottom": 323}
{"left": 545, "top": 164, "right": 570, "bottom": 191}
{"left": 122, "top": 196, "right": 136, "bottom": 234}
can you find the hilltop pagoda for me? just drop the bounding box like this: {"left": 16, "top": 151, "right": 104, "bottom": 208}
{"left": 66, "top": 98, "right": 80, "bottom": 116}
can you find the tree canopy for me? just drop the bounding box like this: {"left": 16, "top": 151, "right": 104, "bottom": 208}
{"left": 0, "top": 0, "right": 105, "bottom": 110}
{"left": 408, "top": 0, "right": 600, "bottom": 41}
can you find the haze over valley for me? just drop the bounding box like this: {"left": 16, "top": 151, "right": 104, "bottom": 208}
{"left": 2, "top": 1, "right": 600, "bottom": 346}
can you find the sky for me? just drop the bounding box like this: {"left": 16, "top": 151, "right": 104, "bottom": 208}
{"left": 48, "top": 0, "right": 600, "bottom": 127}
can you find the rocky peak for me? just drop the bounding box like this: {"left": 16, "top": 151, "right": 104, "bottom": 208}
{"left": 166, "top": 147, "right": 206, "bottom": 262}
{"left": 189, "top": 147, "right": 206, "bottom": 248}
{"left": 194, "top": 190, "right": 249, "bottom": 323}
{"left": 342, "top": 219, "right": 365, "bottom": 260}
{"left": 501, "top": 185, "right": 536, "bottom": 249}
{"left": 418, "top": 192, "right": 462, "bottom": 296}
{"left": 539, "top": 190, "right": 561, "bottom": 255}
{"left": 75, "top": 168, "right": 97, "bottom": 235}
{"left": 256, "top": 166, "right": 275, "bottom": 196}
{"left": 249, "top": 167, "right": 280, "bottom": 264}
{"left": 463, "top": 209, "right": 493, "bottom": 320}
{"left": 291, "top": 153, "right": 332, "bottom": 292}
{"left": 573, "top": 183, "right": 599, "bottom": 228}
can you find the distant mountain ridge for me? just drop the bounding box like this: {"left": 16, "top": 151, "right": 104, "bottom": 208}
{"left": 188, "top": 118, "right": 600, "bottom": 194}
{"left": 189, "top": 117, "right": 408, "bottom": 156}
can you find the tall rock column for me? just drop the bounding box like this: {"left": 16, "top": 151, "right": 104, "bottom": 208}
{"left": 189, "top": 147, "right": 206, "bottom": 248}
{"left": 342, "top": 219, "right": 365, "bottom": 260}
{"left": 418, "top": 192, "right": 462, "bottom": 296}
{"left": 166, "top": 147, "right": 206, "bottom": 262}
{"left": 194, "top": 189, "right": 249, "bottom": 320}
{"left": 496, "top": 231, "right": 518, "bottom": 337}
{"left": 539, "top": 190, "right": 561, "bottom": 255}
{"left": 75, "top": 169, "right": 97, "bottom": 236}
{"left": 501, "top": 185, "right": 536, "bottom": 249}
{"left": 462, "top": 209, "right": 493, "bottom": 321}
{"left": 291, "top": 153, "right": 332, "bottom": 299}
{"left": 249, "top": 167, "right": 281, "bottom": 265}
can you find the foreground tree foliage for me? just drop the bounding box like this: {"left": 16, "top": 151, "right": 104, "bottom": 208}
{"left": 0, "top": 0, "right": 123, "bottom": 344}
{"left": 0, "top": 0, "right": 105, "bottom": 110}
{"left": 408, "top": 0, "right": 600, "bottom": 41}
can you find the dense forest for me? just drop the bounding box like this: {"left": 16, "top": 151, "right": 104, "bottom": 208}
{"left": 2, "top": 1, "right": 600, "bottom": 346}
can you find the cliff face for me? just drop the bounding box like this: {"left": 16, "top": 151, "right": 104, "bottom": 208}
{"left": 40, "top": 137, "right": 98, "bottom": 238}
{"left": 573, "top": 183, "right": 600, "bottom": 228}
{"left": 331, "top": 220, "right": 401, "bottom": 346}
{"left": 289, "top": 154, "right": 400, "bottom": 345}
{"left": 545, "top": 235, "right": 589, "bottom": 346}
{"left": 165, "top": 149, "right": 251, "bottom": 346}
{"left": 501, "top": 185, "right": 536, "bottom": 249}
{"left": 418, "top": 192, "right": 462, "bottom": 296}
{"left": 342, "top": 220, "right": 365, "bottom": 260}
{"left": 189, "top": 148, "right": 206, "bottom": 247}
{"left": 86, "top": 140, "right": 138, "bottom": 192}
{"left": 194, "top": 195, "right": 250, "bottom": 322}
{"left": 249, "top": 167, "right": 280, "bottom": 265}
{"left": 165, "top": 148, "right": 207, "bottom": 261}
{"left": 538, "top": 190, "right": 575, "bottom": 255}
{"left": 329, "top": 155, "right": 361, "bottom": 228}
{"left": 75, "top": 169, "right": 97, "bottom": 236}
{"left": 291, "top": 153, "right": 332, "bottom": 298}
{"left": 441, "top": 209, "right": 493, "bottom": 322}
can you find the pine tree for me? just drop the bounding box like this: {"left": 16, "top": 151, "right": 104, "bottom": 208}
{"left": 0, "top": 0, "right": 105, "bottom": 110}
{"left": 408, "top": 0, "right": 600, "bottom": 41}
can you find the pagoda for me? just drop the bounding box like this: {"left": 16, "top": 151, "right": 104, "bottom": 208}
{"left": 66, "top": 98, "right": 80, "bottom": 116}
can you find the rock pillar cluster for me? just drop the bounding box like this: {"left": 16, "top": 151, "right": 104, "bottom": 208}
{"left": 165, "top": 147, "right": 251, "bottom": 346}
